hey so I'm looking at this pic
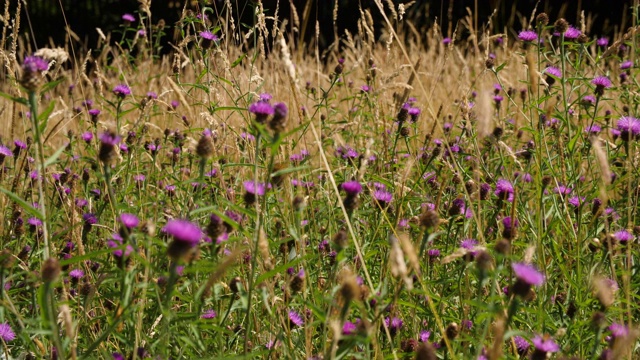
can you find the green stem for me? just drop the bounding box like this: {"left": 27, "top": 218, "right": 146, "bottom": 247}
{"left": 28, "top": 91, "right": 51, "bottom": 260}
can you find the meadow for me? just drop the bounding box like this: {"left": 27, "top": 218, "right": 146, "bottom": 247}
{"left": 0, "top": 1, "right": 639, "bottom": 359}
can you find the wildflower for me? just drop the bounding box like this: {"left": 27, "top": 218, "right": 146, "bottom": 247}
{"left": 199, "top": 30, "right": 219, "bottom": 48}
{"left": 146, "top": 91, "right": 157, "bottom": 99}
{"left": 442, "top": 37, "right": 451, "bottom": 45}
{"left": 596, "top": 37, "right": 609, "bottom": 47}
{"left": 518, "top": 30, "right": 538, "bottom": 42}
{"left": 0, "top": 323, "right": 15, "bottom": 342}
{"left": 119, "top": 213, "right": 139, "bottom": 229}
{"left": 616, "top": 116, "right": 640, "bottom": 141}
{"left": 513, "top": 336, "right": 530, "bottom": 356}
{"left": 568, "top": 196, "right": 586, "bottom": 207}
{"left": 620, "top": 60, "right": 633, "bottom": 70}
{"left": 584, "top": 124, "right": 601, "bottom": 134}
{"left": 448, "top": 198, "right": 466, "bottom": 216}
{"left": 288, "top": 309, "right": 304, "bottom": 327}
{"left": 268, "top": 102, "right": 288, "bottom": 133}
{"left": 196, "top": 129, "right": 214, "bottom": 159}
{"left": 98, "top": 131, "right": 121, "bottom": 164}
{"left": 170, "top": 100, "right": 180, "bottom": 110}
{"left": 342, "top": 321, "right": 357, "bottom": 335}
{"left": 341, "top": 181, "right": 362, "bottom": 196}
{"left": 163, "top": 219, "right": 203, "bottom": 259}
{"left": 248, "top": 101, "right": 274, "bottom": 123}
{"left": 201, "top": 309, "right": 217, "bottom": 319}
{"left": 614, "top": 229, "right": 634, "bottom": 243}
{"left": 609, "top": 323, "right": 629, "bottom": 339}
{"left": 69, "top": 268, "right": 84, "bottom": 281}
{"left": 543, "top": 66, "right": 561, "bottom": 86}
{"left": 511, "top": 262, "right": 545, "bottom": 298}
{"left": 581, "top": 95, "right": 596, "bottom": 105}
{"left": 563, "top": 26, "right": 581, "bottom": 40}
{"left": 530, "top": 335, "right": 560, "bottom": 360}
{"left": 419, "top": 330, "right": 431, "bottom": 342}
{"left": 373, "top": 189, "right": 393, "bottom": 208}
{"left": 494, "top": 179, "right": 514, "bottom": 202}
{"left": 113, "top": 84, "right": 131, "bottom": 98}
{"left": 384, "top": 317, "right": 403, "bottom": 337}
{"left": 0, "top": 145, "right": 12, "bottom": 164}
{"left": 591, "top": 76, "right": 612, "bottom": 97}
{"left": 122, "top": 13, "right": 135, "bottom": 22}
{"left": 21, "top": 55, "right": 49, "bottom": 91}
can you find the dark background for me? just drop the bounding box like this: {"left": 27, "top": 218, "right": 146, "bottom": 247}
{"left": 12, "top": 0, "right": 634, "bottom": 56}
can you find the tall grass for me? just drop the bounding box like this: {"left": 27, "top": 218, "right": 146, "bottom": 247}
{"left": 0, "top": 1, "right": 639, "bottom": 359}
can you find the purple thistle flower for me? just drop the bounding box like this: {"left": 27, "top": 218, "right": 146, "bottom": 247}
{"left": 360, "top": 85, "right": 370, "bottom": 92}
{"left": 568, "top": 196, "right": 586, "bottom": 207}
{"left": 512, "top": 262, "right": 545, "bottom": 286}
{"left": 99, "top": 132, "right": 121, "bottom": 146}
{"left": 518, "top": 30, "right": 538, "bottom": 42}
{"left": 373, "top": 189, "right": 393, "bottom": 204}
{"left": 0, "top": 323, "right": 15, "bottom": 342}
{"left": 584, "top": 124, "right": 601, "bottom": 134}
{"left": 342, "top": 321, "right": 357, "bottom": 335}
{"left": 119, "top": 213, "right": 139, "bottom": 229}
{"left": 88, "top": 108, "right": 101, "bottom": 117}
{"left": 162, "top": 219, "right": 203, "bottom": 246}
{"left": 384, "top": 317, "right": 403, "bottom": 336}
{"left": 288, "top": 309, "right": 304, "bottom": 327}
{"left": 442, "top": 37, "right": 451, "bottom": 45}
{"left": 259, "top": 93, "right": 272, "bottom": 102}
{"left": 201, "top": 309, "right": 217, "bottom": 319}
{"left": 22, "top": 55, "right": 48, "bottom": 73}
{"left": 0, "top": 145, "right": 13, "bottom": 159}
{"left": 614, "top": 229, "right": 634, "bottom": 243}
{"left": 531, "top": 335, "right": 560, "bottom": 353}
{"left": 553, "top": 185, "right": 572, "bottom": 195}
{"left": 494, "top": 179, "right": 514, "bottom": 201}
{"left": 513, "top": 336, "right": 530, "bottom": 355}
{"left": 341, "top": 181, "right": 362, "bottom": 196}
{"left": 592, "top": 76, "right": 612, "bottom": 89}
{"left": 243, "top": 180, "right": 268, "bottom": 196}
{"left": 113, "top": 84, "right": 131, "bottom": 98}
{"left": 14, "top": 140, "right": 27, "bottom": 150}
{"left": 582, "top": 95, "right": 596, "bottom": 104}
{"left": 609, "top": 323, "right": 629, "bottom": 338}
{"left": 113, "top": 353, "right": 125, "bottom": 360}
{"left": 616, "top": 117, "right": 640, "bottom": 140}
{"left": 170, "top": 100, "right": 180, "bottom": 109}
{"left": 122, "top": 13, "right": 135, "bottom": 22}
{"left": 199, "top": 31, "right": 219, "bottom": 41}
{"left": 596, "top": 37, "right": 609, "bottom": 47}
{"left": 419, "top": 330, "right": 431, "bottom": 342}
{"left": 69, "top": 269, "right": 84, "bottom": 279}
{"left": 146, "top": 91, "right": 158, "bottom": 99}
{"left": 564, "top": 27, "right": 581, "bottom": 40}
{"left": 248, "top": 101, "right": 274, "bottom": 123}
{"left": 620, "top": 60, "right": 633, "bottom": 70}
{"left": 460, "top": 238, "right": 478, "bottom": 249}
{"left": 83, "top": 213, "right": 98, "bottom": 225}
{"left": 544, "top": 66, "right": 562, "bottom": 78}
{"left": 427, "top": 249, "right": 440, "bottom": 258}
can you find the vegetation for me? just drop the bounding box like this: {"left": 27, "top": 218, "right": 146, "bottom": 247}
{"left": 0, "top": 1, "right": 639, "bottom": 359}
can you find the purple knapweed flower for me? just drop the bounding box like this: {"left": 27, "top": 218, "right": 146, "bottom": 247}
{"left": 22, "top": 55, "right": 48, "bottom": 73}
{"left": 341, "top": 181, "right": 362, "bottom": 196}
{"left": 531, "top": 335, "right": 560, "bottom": 353}
{"left": 616, "top": 117, "right": 640, "bottom": 140}
{"left": 584, "top": 124, "right": 601, "bottom": 134}
{"left": 342, "top": 321, "right": 357, "bottom": 335}
{"left": 83, "top": 213, "right": 98, "bottom": 225}
{"left": 243, "top": 181, "right": 268, "bottom": 196}
{"left": 596, "top": 37, "right": 609, "bottom": 47}
{"left": 162, "top": 219, "right": 203, "bottom": 246}
{"left": 419, "top": 330, "right": 431, "bottom": 342}
{"left": 248, "top": 101, "right": 274, "bottom": 123}
{"left": 146, "top": 91, "right": 157, "bottom": 99}
{"left": 0, "top": 145, "right": 13, "bottom": 161}
{"left": 518, "top": 30, "right": 538, "bottom": 42}
{"left": 568, "top": 196, "right": 586, "bottom": 207}
{"left": 609, "top": 323, "right": 629, "bottom": 338}
{"left": 620, "top": 60, "right": 633, "bottom": 70}
{"left": 384, "top": 317, "right": 403, "bottom": 336}
{"left": 494, "top": 179, "right": 514, "bottom": 202}
{"left": 119, "top": 213, "right": 139, "bottom": 229}
{"left": 614, "top": 229, "right": 634, "bottom": 243}
{"left": 288, "top": 309, "right": 304, "bottom": 327}
{"left": 201, "top": 309, "right": 217, "bottom": 319}
{"left": 113, "top": 84, "right": 131, "bottom": 98}
{"left": 513, "top": 336, "right": 530, "bottom": 355}
{"left": 200, "top": 31, "right": 219, "bottom": 41}
{"left": 0, "top": 323, "right": 15, "bottom": 342}
{"left": 373, "top": 189, "right": 393, "bottom": 205}
{"left": 69, "top": 269, "right": 84, "bottom": 280}
{"left": 512, "top": 262, "right": 545, "bottom": 286}
{"left": 564, "top": 27, "right": 581, "bottom": 40}
{"left": 582, "top": 95, "right": 596, "bottom": 105}
{"left": 122, "top": 13, "right": 135, "bottom": 22}
{"left": 442, "top": 37, "right": 451, "bottom": 45}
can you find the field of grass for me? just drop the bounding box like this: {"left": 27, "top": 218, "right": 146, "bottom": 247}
{"left": 0, "top": 1, "right": 639, "bottom": 359}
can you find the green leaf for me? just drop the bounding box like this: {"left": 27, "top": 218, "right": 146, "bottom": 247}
{"left": 495, "top": 62, "right": 507, "bottom": 72}
{"left": 231, "top": 53, "right": 246, "bottom": 68}
{"left": 0, "top": 91, "right": 29, "bottom": 105}
{"left": 270, "top": 165, "right": 310, "bottom": 178}
{"left": 567, "top": 130, "right": 580, "bottom": 153}
{"left": 0, "top": 186, "right": 43, "bottom": 219}
{"left": 44, "top": 145, "right": 67, "bottom": 168}
{"left": 41, "top": 77, "right": 65, "bottom": 94}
